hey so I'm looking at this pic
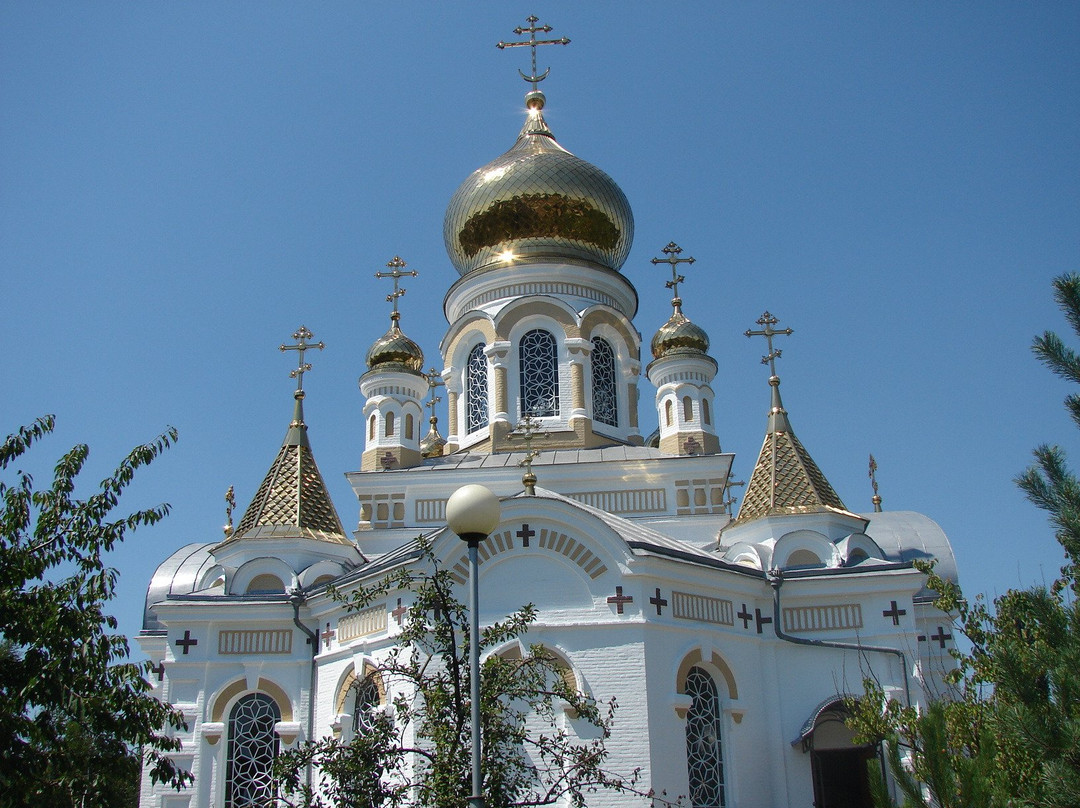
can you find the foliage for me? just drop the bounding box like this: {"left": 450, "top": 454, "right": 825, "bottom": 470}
{"left": 276, "top": 536, "right": 655, "bottom": 808}
{"left": 0, "top": 416, "right": 190, "bottom": 806}
{"left": 847, "top": 274, "right": 1080, "bottom": 808}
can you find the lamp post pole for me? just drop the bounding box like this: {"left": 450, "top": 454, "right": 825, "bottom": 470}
{"left": 445, "top": 485, "right": 502, "bottom": 808}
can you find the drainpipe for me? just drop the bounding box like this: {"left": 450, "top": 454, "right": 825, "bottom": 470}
{"left": 290, "top": 589, "right": 318, "bottom": 790}
{"left": 766, "top": 568, "right": 911, "bottom": 708}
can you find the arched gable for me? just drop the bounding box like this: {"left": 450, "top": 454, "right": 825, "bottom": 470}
{"left": 494, "top": 296, "right": 580, "bottom": 340}
{"left": 676, "top": 648, "right": 738, "bottom": 702}
{"left": 774, "top": 529, "right": 843, "bottom": 570}
{"left": 231, "top": 557, "right": 298, "bottom": 595}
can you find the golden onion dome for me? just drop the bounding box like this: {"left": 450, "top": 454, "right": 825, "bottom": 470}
{"left": 443, "top": 93, "right": 634, "bottom": 276}
{"left": 366, "top": 314, "right": 424, "bottom": 373}
{"left": 419, "top": 417, "right": 446, "bottom": 458}
{"left": 650, "top": 310, "right": 711, "bottom": 360}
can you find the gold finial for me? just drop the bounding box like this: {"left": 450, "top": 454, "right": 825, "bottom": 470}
{"left": 744, "top": 311, "right": 793, "bottom": 377}
{"left": 374, "top": 256, "right": 418, "bottom": 323}
{"left": 280, "top": 325, "right": 325, "bottom": 394}
{"left": 651, "top": 242, "right": 696, "bottom": 315}
{"left": 223, "top": 485, "right": 236, "bottom": 538}
{"left": 496, "top": 15, "right": 570, "bottom": 102}
{"left": 508, "top": 411, "right": 550, "bottom": 495}
{"left": 869, "top": 454, "right": 883, "bottom": 512}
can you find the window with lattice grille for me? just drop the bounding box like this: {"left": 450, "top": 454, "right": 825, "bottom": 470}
{"left": 591, "top": 337, "right": 618, "bottom": 427}
{"left": 225, "top": 693, "right": 280, "bottom": 808}
{"left": 686, "top": 667, "right": 725, "bottom": 808}
{"left": 467, "top": 343, "right": 488, "bottom": 433}
{"left": 519, "top": 330, "right": 559, "bottom": 417}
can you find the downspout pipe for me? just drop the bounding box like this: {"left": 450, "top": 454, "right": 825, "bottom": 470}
{"left": 290, "top": 589, "right": 318, "bottom": 791}
{"left": 767, "top": 568, "right": 911, "bottom": 708}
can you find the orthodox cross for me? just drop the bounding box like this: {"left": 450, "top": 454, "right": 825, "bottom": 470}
{"left": 280, "top": 325, "right": 325, "bottom": 393}
{"left": 882, "top": 600, "right": 907, "bottom": 626}
{"left": 869, "top": 454, "right": 883, "bottom": 512}
{"left": 650, "top": 242, "right": 696, "bottom": 311}
{"left": 497, "top": 15, "right": 570, "bottom": 91}
{"left": 606, "top": 586, "right": 633, "bottom": 615}
{"left": 744, "top": 311, "right": 793, "bottom": 376}
{"left": 175, "top": 630, "right": 198, "bottom": 655}
{"left": 723, "top": 478, "right": 745, "bottom": 516}
{"left": 649, "top": 588, "right": 668, "bottom": 616}
{"left": 321, "top": 622, "right": 336, "bottom": 650}
{"left": 424, "top": 367, "right": 444, "bottom": 417}
{"left": 374, "top": 255, "right": 417, "bottom": 318}
{"left": 509, "top": 412, "right": 549, "bottom": 495}
{"left": 223, "top": 485, "right": 236, "bottom": 538}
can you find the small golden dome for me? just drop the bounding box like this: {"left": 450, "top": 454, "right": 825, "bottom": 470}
{"left": 650, "top": 310, "right": 710, "bottom": 359}
{"left": 366, "top": 315, "right": 424, "bottom": 373}
{"left": 443, "top": 104, "right": 633, "bottom": 276}
{"left": 420, "top": 418, "right": 446, "bottom": 458}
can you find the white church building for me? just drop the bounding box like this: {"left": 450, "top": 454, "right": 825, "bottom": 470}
{"left": 138, "top": 20, "right": 957, "bottom": 808}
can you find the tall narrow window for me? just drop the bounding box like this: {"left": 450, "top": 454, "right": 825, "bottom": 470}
{"left": 665, "top": 399, "right": 673, "bottom": 426}
{"left": 353, "top": 675, "right": 381, "bottom": 734}
{"left": 368, "top": 414, "right": 376, "bottom": 440}
{"left": 385, "top": 412, "right": 395, "bottom": 437}
{"left": 519, "top": 329, "right": 559, "bottom": 417}
{"left": 467, "top": 343, "right": 489, "bottom": 433}
{"left": 686, "top": 667, "right": 725, "bottom": 808}
{"left": 683, "top": 396, "right": 694, "bottom": 422}
{"left": 405, "top": 413, "right": 414, "bottom": 440}
{"left": 225, "top": 693, "right": 280, "bottom": 808}
{"left": 702, "top": 398, "right": 711, "bottom": 425}
{"left": 591, "top": 337, "right": 618, "bottom": 427}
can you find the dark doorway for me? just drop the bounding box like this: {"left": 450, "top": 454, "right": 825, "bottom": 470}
{"left": 811, "top": 744, "right": 877, "bottom": 808}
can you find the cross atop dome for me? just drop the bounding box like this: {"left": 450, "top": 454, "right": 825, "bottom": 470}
{"left": 375, "top": 256, "right": 418, "bottom": 322}
{"left": 651, "top": 242, "right": 696, "bottom": 316}
{"left": 497, "top": 14, "right": 570, "bottom": 102}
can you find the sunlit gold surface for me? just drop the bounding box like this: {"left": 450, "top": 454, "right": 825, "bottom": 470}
{"left": 366, "top": 319, "right": 424, "bottom": 373}
{"left": 650, "top": 311, "right": 710, "bottom": 359}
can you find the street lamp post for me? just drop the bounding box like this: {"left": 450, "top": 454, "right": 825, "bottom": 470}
{"left": 445, "top": 484, "right": 502, "bottom": 808}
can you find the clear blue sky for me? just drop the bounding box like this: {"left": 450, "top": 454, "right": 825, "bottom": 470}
{"left": 3, "top": 3, "right": 1079, "bottom": 652}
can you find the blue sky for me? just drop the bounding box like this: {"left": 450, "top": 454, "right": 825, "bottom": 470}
{"left": 2, "top": 3, "right": 1079, "bottom": 651}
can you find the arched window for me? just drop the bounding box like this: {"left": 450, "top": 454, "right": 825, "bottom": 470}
{"left": 665, "top": 399, "right": 673, "bottom": 426}
{"left": 683, "top": 396, "right": 694, "bottom": 422}
{"left": 519, "top": 329, "right": 559, "bottom": 417}
{"left": 353, "top": 675, "right": 381, "bottom": 734}
{"left": 591, "top": 337, "right": 618, "bottom": 427}
{"left": 685, "top": 666, "right": 725, "bottom": 808}
{"left": 246, "top": 574, "right": 284, "bottom": 595}
{"left": 467, "top": 343, "right": 489, "bottom": 433}
{"left": 405, "top": 413, "right": 414, "bottom": 440}
{"left": 225, "top": 693, "right": 280, "bottom": 808}
{"left": 702, "top": 398, "right": 711, "bottom": 426}
{"left": 368, "top": 414, "right": 376, "bottom": 440}
{"left": 385, "top": 412, "right": 395, "bottom": 437}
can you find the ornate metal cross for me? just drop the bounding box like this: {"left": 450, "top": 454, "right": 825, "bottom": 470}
{"left": 650, "top": 241, "right": 696, "bottom": 306}
{"left": 280, "top": 325, "right": 325, "bottom": 392}
{"left": 744, "top": 311, "right": 793, "bottom": 376}
{"left": 375, "top": 255, "right": 418, "bottom": 317}
{"left": 497, "top": 15, "right": 570, "bottom": 91}
{"left": 424, "top": 367, "right": 444, "bottom": 416}
{"left": 869, "top": 453, "right": 883, "bottom": 512}
{"left": 509, "top": 411, "right": 549, "bottom": 494}
{"left": 223, "top": 485, "right": 236, "bottom": 538}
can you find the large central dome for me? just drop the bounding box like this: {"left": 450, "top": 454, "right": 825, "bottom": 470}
{"left": 443, "top": 98, "right": 634, "bottom": 276}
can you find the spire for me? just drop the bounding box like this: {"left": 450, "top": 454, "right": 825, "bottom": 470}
{"left": 226, "top": 326, "right": 349, "bottom": 545}
{"left": 733, "top": 313, "right": 854, "bottom": 526}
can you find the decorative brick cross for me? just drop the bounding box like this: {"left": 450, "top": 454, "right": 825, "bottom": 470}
{"left": 380, "top": 452, "right": 397, "bottom": 470}
{"left": 392, "top": 598, "right": 408, "bottom": 626}
{"left": 736, "top": 603, "right": 753, "bottom": 630}
{"left": 175, "top": 630, "right": 198, "bottom": 655}
{"left": 321, "top": 622, "right": 336, "bottom": 650}
{"left": 516, "top": 523, "right": 535, "bottom": 548}
{"left": 882, "top": 601, "right": 907, "bottom": 626}
{"left": 649, "top": 588, "right": 668, "bottom": 616}
{"left": 755, "top": 608, "right": 773, "bottom": 635}
{"left": 150, "top": 660, "right": 165, "bottom": 682}
{"left": 929, "top": 626, "right": 952, "bottom": 648}
{"left": 607, "top": 586, "right": 633, "bottom": 615}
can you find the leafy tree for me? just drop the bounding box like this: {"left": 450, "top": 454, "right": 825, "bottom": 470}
{"left": 275, "top": 536, "right": 659, "bottom": 808}
{"left": 0, "top": 416, "right": 191, "bottom": 807}
{"left": 847, "top": 274, "right": 1080, "bottom": 808}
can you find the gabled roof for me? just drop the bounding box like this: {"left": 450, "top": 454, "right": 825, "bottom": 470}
{"left": 733, "top": 376, "right": 858, "bottom": 526}
{"left": 222, "top": 392, "right": 350, "bottom": 546}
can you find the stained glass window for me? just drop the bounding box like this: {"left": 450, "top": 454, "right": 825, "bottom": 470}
{"left": 686, "top": 667, "right": 725, "bottom": 808}
{"left": 354, "top": 675, "right": 380, "bottom": 734}
{"left": 591, "top": 337, "right": 618, "bottom": 427}
{"left": 467, "top": 344, "right": 488, "bottom": 433}
{"left": 519, "top": 330, "right": 559, "bottom": 417}
{"left": 225, "top": 693, "right": 280, "bottom": 808}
